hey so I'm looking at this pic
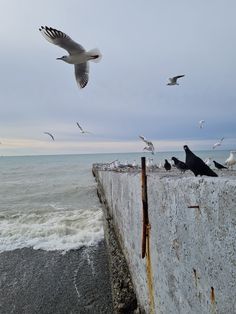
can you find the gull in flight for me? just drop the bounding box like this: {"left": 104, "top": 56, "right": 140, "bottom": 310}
{"left": 199, "top": 120, "right": 205, "bottom": 129}
{"left": 225, "top": 151, "right": 236, "bottom": 169}
{"left": 212, "top": 137, "right": 224, "bottom": 149}
{"left": 76, "top": 122, "right": 91, "bottom": 134}
{"left": 139, "top": 135, "right": 155, "bottom": 155}
{"left": 39, "top": 26, "right": 102, "bottom": 88}
{"left": 44, "top": 132, "right": 55, "bottom": 141}
{"left": 167, "top": 75, "right": 185, "bottom": 86}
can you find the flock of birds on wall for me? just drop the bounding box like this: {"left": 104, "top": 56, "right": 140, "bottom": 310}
{"left": 33, "top": 26, "right": 236, "bottom": 175}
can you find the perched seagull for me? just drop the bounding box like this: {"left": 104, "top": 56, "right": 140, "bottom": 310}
{"left": 44, "top": 132, "right": 55, "bottom": 141}
{"left": 139, "top": 135, "right": 155, "bottom": 155}
{"left": 225, "top": 151, "right": 236, "bottom": 169}
{"left": 212, "top": 137, "right": 224, "bottom": 149}
{"left": 76, "top": 122, "right": 91, "bottom": 134}
{"left": 199, "top": 120, "right": 205, "bottom": 129}
{"left": 167, "top": 75, "right": 185, "bottom": 86}
{"left": 204, "top": 157, "right": 212, "bottom": 167}
{"left": 39, "top": 26, "right": 102, "bottom": 88}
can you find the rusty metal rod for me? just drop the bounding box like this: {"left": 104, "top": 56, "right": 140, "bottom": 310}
{"left": 141, "top": 157, "right": 149, "bottom": 258}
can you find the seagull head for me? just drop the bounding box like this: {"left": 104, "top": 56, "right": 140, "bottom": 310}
{"left": 56, "top": 55, "right": 69, "bottom": 63}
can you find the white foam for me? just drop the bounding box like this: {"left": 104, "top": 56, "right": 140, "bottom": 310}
{"left": 0, "top": 207, "right": 104, "bottom": 252}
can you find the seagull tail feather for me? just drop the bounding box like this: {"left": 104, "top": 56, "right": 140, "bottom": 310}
{"left": 87, "top": 48, "right": 102, "bottom": 63}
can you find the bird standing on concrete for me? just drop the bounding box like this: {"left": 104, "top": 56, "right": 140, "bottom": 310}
{"left": 204, "top": 157, "right": 212, "bottom": 167}
{"left": 164, "top": 159, "right": 171, "bottom": 171}
{"left": 183, "top": 145, "right": 218, "bottom": 177}
{"left": 225, "top": 151, "right": 236, "bottom": 169}
{"left": 171, "top": 157, "right": 189, "bottom": 173}
{"left": 39, "top": 26, "right": 102, "bottom": 88}
{"left": 167, "top": 75, "right": 185, "bottom": 86}
{"left": 213, "top": 160, "right": 228, "bottom": 170}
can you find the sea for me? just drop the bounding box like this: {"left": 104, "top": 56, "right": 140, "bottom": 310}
{"left": 0, "top": 150, "right": 230, "bottom": 313}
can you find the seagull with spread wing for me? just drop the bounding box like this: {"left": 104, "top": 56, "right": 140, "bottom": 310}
{"left": 39, "top": 26, "right": 102, "bottom": 88}
{"left": 212, "top": 137, "right": 224, "bottom": 149}
{"left": 44, "top": 132, "right": 55, "bottom": 141}
{"left": 139, "top": 135, "right": 155, "bottom": 155}
{"left": 167, "top": 75, "right": 185, "bottom": 86}
{"left": 76, "top": 122, "right": 92, "bottom": 134}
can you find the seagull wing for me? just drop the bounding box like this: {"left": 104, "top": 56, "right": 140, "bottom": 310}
{"left": 74, "top": 63, "right": 89, "bottom": 88}
{"left": 139, "top": 135, "right": 149, "bottom": 145}
{"left": 39, "top": 26, "right": 85, "bottom": 55}
{"left": 173, "top": 75, "right": 185, "bottom": 82}
{"left": 76, "top": 122, "right": 83, "bottom": 131}
{"left": 44, "top": 132, "right": 55, "bottom": 141}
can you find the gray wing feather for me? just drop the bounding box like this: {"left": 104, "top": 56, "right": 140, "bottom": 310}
{"left": 39, "top": 26, "right": 85, "bottom": 55}
{"left": 74, "top": 63, "right": 89, "bottom": 88}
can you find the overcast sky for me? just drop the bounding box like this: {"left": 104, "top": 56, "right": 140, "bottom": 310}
{"left": 0, "top": 0, "right": 235, "bottom": 155}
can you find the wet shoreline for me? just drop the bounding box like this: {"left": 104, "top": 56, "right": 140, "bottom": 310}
{"left": 0, "top": 241, "right": 113, "bottom": 314}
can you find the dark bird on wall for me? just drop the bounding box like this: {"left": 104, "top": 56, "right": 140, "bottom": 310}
{"left": 171, "top": 157, "right": 189, "bottom": 173}
{"left": 39, "top": 26, "right": 102, "bottom": 88}
{"left": 167, "top": 75, "right": 185, "bottom": 86}
{"left": 213, "top": 160, "right": 228, "bottom": 170}
{"left": 183, "top": 145, "right": 218, "bottom": 177}
{"left": 164, "top": 159, "right": 171, "bottom": 171}
{"left": 44, "top": 132, "right": 55, "bottom": 141}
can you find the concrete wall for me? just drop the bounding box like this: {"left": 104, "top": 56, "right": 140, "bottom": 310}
{"left": 96, "top": 169, "right": 236, "bottom": 314}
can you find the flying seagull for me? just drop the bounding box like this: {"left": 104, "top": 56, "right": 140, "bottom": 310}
{"left": 183, "top": 145, "right": 217, "bottom": 177}
{"left": 212, "top": 137, "right": 224, "bottom": 149}
{"left": 139, "top": 135, "right": 155, "bottom": 155}
{"left": 199, "top": 120, "right": 205, "bottom": 129}
{"left": 44, "top": 132, "right": 55, "bottom": 141}
{"left": 76, "top": 122, "right": 91, "bottom": 134}
{"left": 225, "top": 151, "right": 236, "bottom": 169}
{"left": 39, "top": 26, "right": 102, "bottom": 88}
{"left": 167, "top": 75, "right": 185, "bottom": 86}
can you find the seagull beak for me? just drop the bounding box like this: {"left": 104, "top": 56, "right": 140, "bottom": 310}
{"left": 56, "top": 57, "right": 62, "bottom": 60}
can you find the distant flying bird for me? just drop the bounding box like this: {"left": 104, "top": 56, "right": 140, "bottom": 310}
{"left": 171, "top": 157, "right": 189, "bottom": 173}
{"left": 164, "top": 159, "right": 171, "bottom": 171}
{"left": 44, "top": 132, "right": 55, "bottom": 141}
{"left": 39, "top": 26, "right": 102, "bottom": 89}
{"left": 183, "top": 145, "right": 217, "bottom": 177}
{"left": 199, "top": 120, "right": 205, "bottom": 129}
{"left": 212, "top": 137, "right": 224, "bottom": 149}
{"left": 139, "top": 135, "right": 155, "bottom": 155}
{"left": 213, "top": 160, "right": 228, "bottom": 170}
{"left": 167, "top": 75, "right": 185, "bottom": 86}
{"left": 76, "top": 122, "right": 91, "bottom": 134}
{"left": 225, "top": 151, "right": 236, "bottom": 169}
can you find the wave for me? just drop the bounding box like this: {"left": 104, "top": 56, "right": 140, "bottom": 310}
{"left": 0, "top": 207, "right": 104, "bottom": 252}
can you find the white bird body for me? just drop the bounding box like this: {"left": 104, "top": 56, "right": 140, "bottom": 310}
{"left": 204, "top": 157, "right": 212, "bottom": 166}
{"left": 199, "top": 120, "right": 205, "bottom": 128}
{"left": 39, "top": 26, "right": 102, "bottom": 88}
{"left": 225, "top": 151, "right": 236, "bottom": 169}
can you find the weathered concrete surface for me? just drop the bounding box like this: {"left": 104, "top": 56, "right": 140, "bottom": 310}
{"left": 94, "top": 166, "right": 236, "bottom": 314}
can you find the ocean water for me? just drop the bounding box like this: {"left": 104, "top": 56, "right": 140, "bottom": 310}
{"left": 0, "top": 150, "right": 230, "bottom": 253}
